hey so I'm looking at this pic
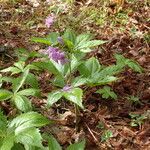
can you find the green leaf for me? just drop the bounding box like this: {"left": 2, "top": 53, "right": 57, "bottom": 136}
{"left": 0, "top": 135, "right": 15, "bottom": 150}
{"left": 96, "top": 86, "right": 117, "bottom": 100}
{"left": 71, "top": 77, "right": 87, "bottom": 87}
{"left": 0, "top": 111, "right": 7, "bottom": 135}
{"left": 1, "top": 76, "right": 13, "bottom": 83}
{"left": 52, "top": 75, "right": 65, "bottom": 88}
{"left": 13, "top": 94, "right": 32, "bottom": 112}
{"left": 74, "top": 33, "right": 106, "bottom": 52}
{"left": 78, "top": 57, "right": 101, "bottom": 77}
{"left": 25, "top": 64, "right": 40, "bottom": 71}
{"left": 18, "top": 88, "right": 40, "bottom": 97}
{"left": 16, "top": 128, "right": 43, "bottom": 148}
{"left": 65, "top": 54, "right": 81, "bottom": 77}
{"left": 66, "top": 140, "right": 85, "bottom": 150}
{"left": 126, "top": 60, "right": 143, "bottom": 73}
{"left": 8, "top": 112, "right": 50, "bottom": 135}
{"left": 46, "top": 135, "right": 62, "bottom": 150}
{"left": 47, "top": 32, "right": 60, "bottom": 45}
{"left": 115, "top": 54, "right": 143, "bottom": 73}
{"left": 12, "top": 143, "right": 25, "bottom": 150}
{"left": 14, "top": 61, "right": 25, "bottom": 71}
{"left": 47, "top": 91, "right": 63, "bottom": 107}
{"left": 26, "top": 73, "right": 39, "bottom": 89}
{"left": 33, "top": 61, "right": 59, "bottom": 75}
{"left": 63, "top": 88, "right": 84, "bottom": 109}
{"left": 63, "top": 29, "right": 76, "bottom": 44}
{"left": 31, "top": 37, "right": 51, "bottom": 45}
{"left": 0, "top": 67, "right": 21, "bottom": 75}
{"left": 0, "top": 89, "right": 13, "bottom": 101}
{"left": 101, "top": 130, "right": 113, "bottom": 142}
{"left": 15, "top": 48, "right": 30, "bottom": 61}
{"left": 88, "top": 75, "right": 117, "bottom": 86}
{"left": 12, "top": 69, "right": 29, "bottom": 93}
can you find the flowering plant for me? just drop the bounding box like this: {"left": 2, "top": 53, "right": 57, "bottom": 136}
{"left": 31, "top": 29, "right": 142, "bottom": 109}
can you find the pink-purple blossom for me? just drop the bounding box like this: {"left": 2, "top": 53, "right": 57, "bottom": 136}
{"left": 45, "top": 46, "right": 67, "bottom": 64}
{"left": 45, "top": 15, "right": 54, "bottom": 28}
{"left": 62, "top": 85, "right": 72, "bottom": 92}
{"left": 57, "top": 37, "right": 64, "bottom": 44}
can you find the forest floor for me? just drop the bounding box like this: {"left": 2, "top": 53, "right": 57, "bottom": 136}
{"left": 0, "top": 0, "right": 150, "bottom": 149}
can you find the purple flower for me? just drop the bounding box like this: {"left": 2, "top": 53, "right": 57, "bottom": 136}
{"left": 45, "top": 46, "right": 67, "bottom": 64}
{"left": 45, "top": 14, "right": 54, "bottom": 28}
{"left": 57, "top": 37, "right": 64, "bottom": 44}
{"left": 62, "top": 85, "right": 72, "bottom": 92}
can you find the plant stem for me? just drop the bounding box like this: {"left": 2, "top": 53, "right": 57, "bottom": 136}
{"left": 75, "top": 104, "right": 80, "bottom": 132}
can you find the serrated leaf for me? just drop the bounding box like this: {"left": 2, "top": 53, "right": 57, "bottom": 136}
{"left": 46, "top": 135, "right": 62, "bottom": 150}
{"left": 0, "top": 89, "right": 13, "bottom": 101}
{"left": 13, "top": 94, "right": 32, "bottom": 112}
{"left": 115, "top": 54, "right": 143, "bottom": 73}
{"left": 78, "top": 57, "right": 101, "bottom": 77}
{"left": 14, "top": 61, "right": 25, "bottom": 71}
{"left": 12, "top": 69, "right": 29, "bottom": 93}
{"left": 71, "top": 76, "right": 87, "bottom": 87}
{"left": 26, "top": 73, "right": 39, "bottom": 89}
{"left": 66, "top": 140, "right": 85, "bottom": 150}
{"left": 75, "top": 33, "right": 106, "bottom": 52}
{"left": 52, "top": 75, "right": 65, "bottom": 88}
{"left": 96, "top": 86, "right": 117, "bottom": 99}
{"left": 0, "top": 111, "right": 7, "bottom": 135}
{"left": 25, "top": 64, "right": 40, "bottom": 71}
{"left": 0, "top": 134, "right": 15, "bottom": 150}
{"left": 63, "top": 88, "right": 84, "bottom": 109}
{"left": 0, "top": 67, "right": 21, "bottom": 75}
{"left": 33, "top": 61, "right": 59, "bottom": 75}
{"left": 126, "top": 60, "right": 143, "bottom": 73}
{"left": 16, "top": 128, "right": 43, "bottom": 148}
{"left": 47, "top": 91, "right": 63, "bottom": 107}
{"left": 18, "top": 88, "right": 40, "bottom": 97}
{"left": 8, "top": 112, "right": 50, "bottom": 135}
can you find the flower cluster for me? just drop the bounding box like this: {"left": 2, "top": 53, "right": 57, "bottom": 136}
{"left": 45, "top": 46, "right": 67, "bottom": 64}
{"left": 45, "top": 14, "right": 55, "bottom": 28}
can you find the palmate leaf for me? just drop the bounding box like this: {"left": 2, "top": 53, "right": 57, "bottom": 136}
{"left": 8, "top": 112, "right": 51, "bottom": 135}
{"left": 66, "top": 140, "right": 86, "bottom": 150}
{"left": 96, "top": 86, "right": 117, "bottom": 100}
{"left": 0, "top": 89, "right": 13, "bottom": 101}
